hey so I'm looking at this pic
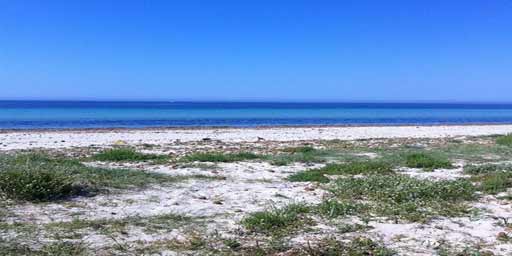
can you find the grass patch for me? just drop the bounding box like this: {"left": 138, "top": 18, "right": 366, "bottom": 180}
{"left": 497, "top": 134, "right": 512, "bottom": 147}
{"left": 464, "top": 164, "right": 512, "bottom": 175}
{"left": 474, "top": 172, "right": 512, "bottom": 195}
{"left": 288, "top": 160, "right": 394, "bottom": 183}
{"left": 281, "top": 146, "right": 317, "bottom": 154}
{"left": 303, "top": 237, "right": 395, "bottom": 256}
{"left": 47, "top": 213, "right": 192, "bottom": 236}
{"left": 288, "top": 170, "right": 330, "bottom": 183}
{"left": 436, "top": 142, "right": 512, "bottom": 163}
{"left": 0, "top": 153, "right": 218, "bottom": 202}
{"left": 316, "top": 199, "right": 369, "bottom": 218}
{"left": 92, "top": 148, "right": 169, "bottom": 162}
{"left": 404, "top": 152, "right": 453, "bottom": 170}
{"left": 0, "top": 241, "right": 89, "bottom": 256}
{"left": 269, "top": 147, "right": 335, "bottom": 166}
{"left": 241, "top": 203, "right": 311, "bottom": 235}
{"left": 464, "top": 164, "right": 512, "bottom": 194}
{"left": 321, "top": 161, "right": 394, "bottom": 175}
{"left": 331, "top": 175, "right": 476, "bottom": 222}
{"left": 182, "top": 152, "right": 261, "bottom": 163}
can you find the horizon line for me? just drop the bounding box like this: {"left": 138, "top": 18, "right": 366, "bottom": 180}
{"left": 1, "top": 99, "right": 512, "bottom": 105}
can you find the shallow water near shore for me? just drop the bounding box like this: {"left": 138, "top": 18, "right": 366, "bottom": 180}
{"left": 2, "top": 101, "right": 512, "bottom": 129}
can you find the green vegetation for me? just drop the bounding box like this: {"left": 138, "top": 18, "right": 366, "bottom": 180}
{"left": 404, "top": 152, "right": 453, "bottom": 170}
{"left": 475, "top": 172, "right": 512, "bottom": 195}
{"left": 0, "top": 153, "right": 218, "bottom": 202}
{"left": 288, "top": 160, "right": 394, "bottom": 183}
{"left": 92, "top": 148, "right": 169, "bottom": 162}
{"left": 47, "top": 213, "right": 192, "bottom": 236}
{"left": 0, "top": 241, "right": 89, "bottom": 256}
{"left": 331, "top": 175, "right": 476, "bottom": 222}
{"left": 321, "top": 161, "right": 394, "bottom": 175}
{"left": 496, "top": 134, "right": 512, "bottom": 147}
{"left": 463, "top": 164, "right": 512, "bottom": 195}
{"left": 463, "top": 164, "right": 509, "bottom": 175}
{"left": 281, "top": 146, "right": 317, "bottom": 154}
{"left": 303, "top": 237, "right": 395, "bottom": 256}
{"left": 269, "top": 147, "right": 334, "bottom": 166}
{"left": 241, "top": 203, "right": 311, "bottom": 235}
{"left": 435, "top": 142, "right": 512, "bottom": 163}
{"left": 288, "top": 170, "right": 330, "bottom": 183}
{"left": 182, "top": 152, "right": 262, "bottom": 163}
{"left": 316, "top": 199, "right": 368, "bottom": 218}
{"left": 0, "top": 166, "right": 80, "bottom": 202}
{"left": 437, "top": 246, "right": 495, "bottom": 256}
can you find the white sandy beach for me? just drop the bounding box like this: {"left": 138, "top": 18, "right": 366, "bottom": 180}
{"left": 1, "top": 124, "right": 512, "bottom": 150}
{"left": 3, "top": 124, "right": 512, "bottom": 255}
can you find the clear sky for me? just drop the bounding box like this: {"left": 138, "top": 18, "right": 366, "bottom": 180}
{"left": 1, "top": 0, "right": 511, "bottom": 102}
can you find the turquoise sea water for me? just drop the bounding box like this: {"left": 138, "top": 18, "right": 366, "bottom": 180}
{"left": 1, "top": 101, "right": 512, "bottom": 129}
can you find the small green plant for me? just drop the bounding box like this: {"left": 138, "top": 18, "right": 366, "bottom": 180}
{"left": 182, "top": 152, "right": 261, "bottom": 163}
{"left": 0, "top": 241, "right": 89, "bottom": 256}
{"left": 241, "top": 203, "right": 311, "bottom": 235}
{"left": 464, "top": 164, "right": 512, "bottom": 175}
{"left": 0, "top": 153, "right": 217, "bottom": 202}
{"left": 476, "top": 172, "right": 512, "bottom": 195}
{"left": 322, "top": 161, "right": 394, "bottom": 175}
{"left": 223, "top": 239, "right": 241, "bottom": 250}
{"left": 288, "top": 170, "right": 330, "bottom": 183}
{"left": 337, "top": 223, "right": 369, "bottom": 233}
{"left": 316, "top": 199, "right": 368, "bottom": 218}
{"left": 331, "top": 175, "right": 476, "bottom": 222}
{"left": 269, "top": 147, "right": 333, "bottom": 166}
{"left": 0, "top": 166, "right": 81, "bottom": 201}
{"left": 497, "top": 134, "right": 512, "bottom": 147}
{"left": 39, "top": 242, "right": 89, "bottom": 256}
{"left": 282, "top": 146, "right": 317, "bottom": 154}
{"left": 287, "top": 161, "right": 393, "bottom": 183}
{"left": 404, "top": 152, "right": 453, "bottom": 170}
{"left": 303, "top": 237, "right": 395, "bottom": 256}
{"left": 92, "top": 148, "right": 169, "bottom": 162}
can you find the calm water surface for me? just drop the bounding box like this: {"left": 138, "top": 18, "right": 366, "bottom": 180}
{"left": 1, "top": 101, "right": 512, "bottom": 129}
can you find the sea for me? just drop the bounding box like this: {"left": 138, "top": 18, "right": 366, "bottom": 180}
{"left": 1, "top": 101, "right": 512, "bottom": 129}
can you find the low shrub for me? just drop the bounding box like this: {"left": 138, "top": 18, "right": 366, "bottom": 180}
{"left": 0, "top": 167, "right": 81, "bottom": 201}
{"left": 0, "top": 153, "right": 212, "bottom": 202}
{"left": 183, "top": 152, "right": 261, "bottom": 163}
{"left": 287, "top": 160, "right": 393, "bottom": 183}
{"left": 92, "top": 148, "right": 168, "bottom": 162}
{"left": 496, "top": 134, "right": 512, "bottom": 147}
{"left": 463, "top": 164, "right": 512, "bottom": 175}
{"left": 331, "top": 175, "right": 476, "bottom": 221}
{"left": 404, "top": 152, "right": 453, "bottom": 170}
{"left": 476, "top": 172, "right": 512, "bottom": 195}
{"left": 303, "top": 237, "right": 395, "bottom": 256}
{"left": 241, "top": 203, "right": 311, "bottom": 234}
{"left": 316, "top": 199, "right": 368, "bottom": 218}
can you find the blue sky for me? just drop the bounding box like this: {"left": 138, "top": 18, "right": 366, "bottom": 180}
{"left": 1, "top": 0, "right": 511, "bottom": 102}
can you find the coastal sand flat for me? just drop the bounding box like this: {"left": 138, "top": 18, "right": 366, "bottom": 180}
{"left": 3, "top": 125, "right": 512, "bottom": 255}
{"left": 1, "top": 124, "right": 512, "bottom": 150}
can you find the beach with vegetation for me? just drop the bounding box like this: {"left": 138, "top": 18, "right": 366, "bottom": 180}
{"left": 2, "top": 125, "right": 512, "bottom": 255}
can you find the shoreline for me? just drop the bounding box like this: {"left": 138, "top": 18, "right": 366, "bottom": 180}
{"left": 2, "top": 122, "right": 512, "bottom": 133}
{"left": 1, "top": 124, "right": 512, "bottom": 151}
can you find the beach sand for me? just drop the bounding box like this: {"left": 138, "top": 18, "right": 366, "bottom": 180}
{"left": 2, "top": 125, "right": 512, "bottom": 255}
{"left": 1, "top": 124, "right": 512, "bottom": 150}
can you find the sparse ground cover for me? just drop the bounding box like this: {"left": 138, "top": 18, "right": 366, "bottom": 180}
{"left": 2, "top": 132, "right": 512, "bottom": 255}
{"left": 91, "top": 147, "right": 170, "bottom": 162}
{"left": 496, "top": 134, "right": 512, "bottom": 147}
{"left": 0, "top": 153, "right": 218, "bottom": 202}
{"left": 403, "top": 152, "right": 454, "bottom": 170}
{"left": 182, "top": 151, "right": 262, "bottom": 163}
{"left": 288, "top": 160, "right": 394, "bottom": 183}
{"left": 331, "top": 174, "right": 476, "bottom": 222}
